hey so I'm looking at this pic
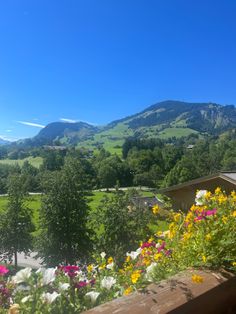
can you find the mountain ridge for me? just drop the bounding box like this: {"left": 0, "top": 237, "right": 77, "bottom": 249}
{"left": 10, "top": 100, "right": 236, "bottom": 151}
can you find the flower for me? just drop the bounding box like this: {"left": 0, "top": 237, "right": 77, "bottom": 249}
{"left": 42, "top": 291, "right": 60, "bottom": 304}
{"left": 106, "top": 262, "right": 114, "bottom": 270}
{"left": 126, "top": 248, "right": 141, "bottom": 260}
{"left": 58, "top": 282, "right": 70, "bottom": 291}
{"left": 12, "top": 268, "right": 32, "bottom": 284}
{"left": 42, "top": 268, "right": 56, "bottom": 285}
{"left": 131, "top": 270, "right": 141, "bottom": 284}
{"left": 192, "top": 274, "right": 204, "bottom": 283}
{"left": 202, "top": 255, "right": 207, "bottom": 263}
{"left": 146, "top": 262, "right": 157, "bottom": 281}
{"left": 232, "top": 261, "right": 236, "bottom": 267}
{"left": 100, "top": 252, "right": 106, "bottom": 259}
{"left": 75, "top": 281, "right": 88, "bottom": 288}
{"left": 123, "top": 286, "right": 132, "bottom": 296}
{"left": 87, "top": 264, "right": 94, "bottom": 272}
{"left": 0, "top": 265, "right": 9, "bottom": 276}
{"left": 107, "top": 257, "right": 113, "bottom": 264}
{"left": 152, "top": 204, "right": 160, "bottom": 215}
{"left": 21, "top": 295, "right": 31, "bottom": 303}
{"left": 61, "top": 265, "right": 79, "bottom": 278}
{"left": 8, "top": 304, "right": 20, "bottom": 314}
{"left": 101, "top": 276, "right": 116, "bottom": 290}
{"left": 195, "top": 190, "right": 207, "bottom": 205}
{"left": 85, "top": 291, "right": 100, "bottom": 304}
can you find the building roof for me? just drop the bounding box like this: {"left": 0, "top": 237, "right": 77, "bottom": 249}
{"left": 130, "top": 196, "right": 163, "bottom": 208}
{"left": 158, "top": 171, "right": 236, "bottom": 193}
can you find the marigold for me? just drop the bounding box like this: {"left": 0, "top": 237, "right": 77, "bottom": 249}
{"left": 152, "top": 205, "right": 160, "bottom": 215}
{"left": 123, "top": 286, "right": 133, "bottom": 296}
{"left": 107, "top": 257, "right": 113, "bottom": 264}
{"left": 192, "top": 274, "right": 204, "bottom": 283}
{"left": 131, "top": 270, "right": 141, "bottom": 284}
{"left": 87, "top": 264, "right": 93, "bottom": 272}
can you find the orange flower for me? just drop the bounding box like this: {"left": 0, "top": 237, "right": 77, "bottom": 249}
{"left": 192, "top": 274, "right": 204, "bottom": 283}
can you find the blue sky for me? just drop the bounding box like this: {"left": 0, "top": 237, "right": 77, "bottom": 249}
{"left": 0, "top": 0, "right": 236, "bottom": 140}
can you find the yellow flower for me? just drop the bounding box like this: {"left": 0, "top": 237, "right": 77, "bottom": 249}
{"left": 204, "top": 191, "right": 212, "bottom": 200}
{"left": 222, "top": 216, "right": 228, "bottom": 224}
{"left": 232, "top": 262, "right": 236, "bottom": 267}
{"left": 152, "top": 204, "right": 160, "bottom": 215}
{"left": 202, "top": 255, "right": 207, "bottom": 263}
{"left": 143, "top": 258, "right": 151, "bottom": 266}
{"left": 215, "top": 187, "right": 221, "bottom": 194}
{"left": 155, "top": 231, "right": 163, "bottom": 237}
{"left": 185, "top": 211, "right": 194, "bottom": 223}
{"left": 131, "top": 270, "right": 141, "bottom": 283}
{"left": 123, "top": 286, "right": 133, "bottom": 296}
{"left": 125, "top": 255, "right": 131, "bottom": 263}
{"left": 231, "top": 211, "right": 236, "bottom": 217}
{"left": 183, "top": 232, "right": 192, "bottom": 241}
{"left": 107, "top": 257, "right": 113, "bottom": 264}
{"left": 192, "top": 274, "right": 204, "bottom": 283}
{"left": 148, "top": 237, "right": 154, "bottom": 243}
{"left": 99, "top": 264, "right": 106, "bottom": 270}
{"left": 218, "top": 195, "right": 227, "bottom": 205}
{"left": 205, "top": 234, "right": 212, "bottom": 241}
{"left": 173, "top": 213, "right": 181, "bottom": 222}
{"left": 154, "top": 253, "right": 162, "bottom": 261}
{"left": 8, "top": 304, "right": 20, "bottom": 314}
{"left": 87, "top": 264, "right": 94, "bottom": 272}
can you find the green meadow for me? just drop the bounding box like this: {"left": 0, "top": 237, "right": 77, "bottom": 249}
{"left": 0, "top": 156, "right": 43, "bottom": 168}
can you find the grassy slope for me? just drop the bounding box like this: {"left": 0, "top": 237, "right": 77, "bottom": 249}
{"left": 0, "top": 156, "right": 43, "bottom": 168}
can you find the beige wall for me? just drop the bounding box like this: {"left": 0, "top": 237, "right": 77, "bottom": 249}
{"left": 165, "top": 178, "right": 236, "bottom": 211}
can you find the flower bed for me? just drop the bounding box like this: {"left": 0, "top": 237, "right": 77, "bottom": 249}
{"left": 1, "top": 188, "right": 236, "bottom": 313}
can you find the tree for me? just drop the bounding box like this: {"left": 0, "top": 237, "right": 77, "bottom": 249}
{"left": 36, "top": 157, "right": 93, "bottom": 266}
{"left": 93, "top": 191, "right": 154, "bottom": 265}
{"left": 0, "top": 174, "right": 34, "bottom": 269}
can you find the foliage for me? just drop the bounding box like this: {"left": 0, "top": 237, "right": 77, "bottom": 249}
{"left": 91, "top": 191, "right": 159, "bottom": 264}
{"left": 0, "top": 174, "right": 34, "bottom": 268}
{"left": 0, "top": 188, "right": 236, "bottom": 313}
{"left": 36, "top": 157, "right": 93, "bottom": 266}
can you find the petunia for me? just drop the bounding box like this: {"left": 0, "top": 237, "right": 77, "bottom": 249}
{"left": 146, "top": 262, "right": 157, "bottom": 281}
{"left": 101, "top": 276, "right": 116, "bottom": 290}
{"left": 0, "top": 265, "right": 9, "bottom": 275}
{"left": 85, "top": 291, "right": 100, "bottom": 304}
{"left": 59, "top": 282, "right": 70, "bottom": 291}
{"left": 41, "top": 268, "right": 56, "bottom": 285}
{"left": 42, "top": 291, "right": 60, "bottom": 304}
{"left": 12, "top": 267, "right": 32, "bottom": 284}
{"left": 195, "top": 190, "right": 207, "bottom": 205}
{"left": 100, "top": 252, "right": 106, "bottom": 259}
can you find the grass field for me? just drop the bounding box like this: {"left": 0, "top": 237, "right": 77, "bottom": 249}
{"left": 0, "top": 156, "right": 43, "bottom": 168}
{"left": 0, "top": 189, "right": 168, "bottom": 237}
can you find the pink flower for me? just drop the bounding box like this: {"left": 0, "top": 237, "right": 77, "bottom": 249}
{"left": 205, "top": 208, "right": 217, "bottom": 216}
{"left": 60, "top": 265, "right": 80, "bottom": 278}
{"left": 75, "top": 281, "right": 87, "bottom": 288}
{"left": 0, "top": 265, "right": 9, "bottom": 276}
{"left": 157, "top": 242, "right": 166, "bottom": 253}
{"left": 141, "top": 242, "right": 156, "bottom": 249}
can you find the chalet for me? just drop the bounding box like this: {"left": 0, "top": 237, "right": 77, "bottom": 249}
{"left": 158, "top": 171, "right": 236, "bottom": 211}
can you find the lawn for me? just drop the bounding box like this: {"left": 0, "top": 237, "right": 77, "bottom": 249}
{"left": 0, "top": 156, "right": 43, "bottom": 168}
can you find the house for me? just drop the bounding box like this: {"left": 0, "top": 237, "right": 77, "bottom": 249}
{"left": 158, "top": 171, "right": 236, "bottom": 211}
{"left": 130, "top": 196, "right": 163, "bottom": 210}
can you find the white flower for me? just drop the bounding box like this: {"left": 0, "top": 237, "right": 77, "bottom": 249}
{"left": 21, "top": 295, "right": 31, "bottom": 303}
{"left": 195, "top": 190, "right": 207, "bottom": 205}
{"left": 85, "top": 291, "right": 100, "bottom": 304}
{"left": 42, "top": 268, "right": 56, "bottom": 285}
{"left": 101, "top": 276, "right": 116, "bottom": 290}
{"left": 106, "top": 262, "right": 114, "bottom": 270}
{"left": 12, "top": 267, "right": 32, "bottom": 284}
{"left": 59, "top": 282, "right": 70, "bottom": 291}
{"left": 100, "top": 252, "right": 106, "bottom": 259}
{"left": 126, "top": 248, "right": 141, "bottom": 260}
{"left": 146, "top": 262, "right": 157, "bottom": 281}
{"left": 42, "top": 291, "right": 60, "bottom": 304}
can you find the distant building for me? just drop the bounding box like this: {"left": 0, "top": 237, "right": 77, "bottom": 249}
{"left": 159, "top": 172, "right": 236, "bottom": 211}
{"left": 43, "top": 145, "right": 67, "bottom": 151}
{"left": 130, "top": 196, "right": 163, "bottom": 210}
{"left": 186, "top": 144, "right": 195, "bottom": 149}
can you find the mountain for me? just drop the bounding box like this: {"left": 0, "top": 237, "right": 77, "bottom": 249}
{"left": 76, "top": 100, "right": 236, "bottom": 153}
{"left": 18, "top": 100, "right": 236, "bottom": 151}
{"left": 0, "top": 137, "right": 10, "bottom": 145}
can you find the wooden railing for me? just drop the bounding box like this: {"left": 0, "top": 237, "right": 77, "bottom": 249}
{"left": 83, "top": 269, "right": 236, "bottom": 314}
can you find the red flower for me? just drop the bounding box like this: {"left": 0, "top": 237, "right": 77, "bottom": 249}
{"left": 60, "top": 265, "right": 80, "bottom": 278}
